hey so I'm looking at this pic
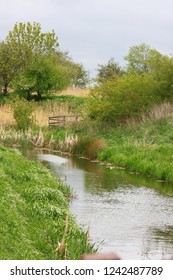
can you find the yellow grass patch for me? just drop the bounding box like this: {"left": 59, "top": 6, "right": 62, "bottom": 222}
{"left": 0, "top": 102, "right": 72, "bottom": 127}
{"left": 34, "top": 102, "right": 70, "bottom": 127}
{"left": 60, "top": 87, "right": 89, "bottom": 97}
{"left": 0, "top": 105, "right": 15, "bottom": 127}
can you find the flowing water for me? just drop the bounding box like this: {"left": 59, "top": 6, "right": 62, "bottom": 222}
{"left": 25, "top": 149, "right": 173, "bottom": 260}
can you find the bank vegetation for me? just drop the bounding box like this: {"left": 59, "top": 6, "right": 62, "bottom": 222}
{"left": 1, "top": 23, "right": 173, "bottom": 259}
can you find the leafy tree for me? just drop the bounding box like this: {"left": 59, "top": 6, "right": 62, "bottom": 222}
{"left": 12, "top": 56, "right": 70, "bottom": 100}
{"left": 89, "top": 72, "right": 159, "bottom": 126}
{"left": 0, "top": 22, "right": 59, "bottom": 96}
{"left": 152, "top": 55, "right": 173, "bottom": 101}
{"left": 125, "top": 44, "right": 173, "bottom": 101}
{"left": 0, "top": 41, "right": 23, "bottom": 96}
{"left": 96, "top": 58, "right": 124, "bottom": 84}
{"left": 6, "top": 22, "right": 58, "bottom": 61}
{"left": 124, "top": 43, "right": 157, "bottom": 74}
{"left": 56, "top": 51, "right": 89, "bottom": 87}
{"left": 71, "top": 63, "right": 90, "bottom": 88}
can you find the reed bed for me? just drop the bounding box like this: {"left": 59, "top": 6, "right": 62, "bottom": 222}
{"left": 0, "top": 104, "right": 15, "bottom": 126}
{"left": 60, "top": 87, "right": 89, "bottom": 97}
{"left": 125, "top": 102, "right": 173, "bottom": 126}
{"left": 0, "top": 102, "right": 71, "bottom": 127}
{"left": 35, "top": 102, "right": 70, "bottom": 127}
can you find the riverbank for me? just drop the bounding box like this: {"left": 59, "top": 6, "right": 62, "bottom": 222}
{"left": 0, "top": 147, "right": 94, "bottom": 259}
{"left": 1, "top": 99, "right": 173, "bottom": 193}
{"left": 98, "top": 117, "right": 173, "bottom": 189}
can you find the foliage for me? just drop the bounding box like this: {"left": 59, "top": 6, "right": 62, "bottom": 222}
{"left": 6, "top": 22, "right": 59, "bottom": 60}
{"left": 56, "top": 51, "right": 89, "bottom": 88}
{"left": 0, "top": 22, "right": 89, "bottom": 99}
{"left": 0, "top": 41, "right": 23, "bottom": 96}
{"left": 12, "top": 56, "right": 70, "bottom": 100}
{"left": 96, "top": 58, "right": 124, "bottom": 84}
{"left": 10, "top": 98, "right": 35, "bottom": 130}
{"left": 89, "top": 72, "right": 160, "bottom": 126}
{"left": 0, "top": 147, "right": 94, "bottom": 259}
{"left": 71, "top": 63, "right": 90, "bottom": 88}
{"left": 124, "top": 43, "right": 156, "bottom": 73}
{"left": 125, "top": 43, "right": 173, "bottom": 101}
{"left": 0, "top": 22, "right": 59, "bottom": 97}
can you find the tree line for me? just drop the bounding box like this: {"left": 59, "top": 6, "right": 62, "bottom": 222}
{"left": 0, "top": 22, "right": 89, "bottom": 100}
{"left": 89, "top": 43, "right": 173, "bottom": 126}
{"left": 1, "top": 23, "right": 173, "bottom": 127}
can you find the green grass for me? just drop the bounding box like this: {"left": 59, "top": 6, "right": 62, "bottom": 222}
{"left": 0, "top": 147, "right": 94, "bottom": 259}
{"left": 97, "top": 118, "right": 173, "bottom": 190}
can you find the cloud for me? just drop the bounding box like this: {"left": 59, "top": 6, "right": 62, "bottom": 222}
{"left": 1, "top": 0, "right": 173, "bottom": 76}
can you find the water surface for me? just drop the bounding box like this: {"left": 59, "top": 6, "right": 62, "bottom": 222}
{"left": 32, "top": 151, "right": 173, "bottom": 259}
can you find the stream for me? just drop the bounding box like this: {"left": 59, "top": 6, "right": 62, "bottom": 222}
{"left": 24, "top": 149, "right": 173, "bottom": 260}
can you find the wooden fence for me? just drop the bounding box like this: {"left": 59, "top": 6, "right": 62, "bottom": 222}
{"left": 48, "top": 115, "right": 82, "bottom": 126}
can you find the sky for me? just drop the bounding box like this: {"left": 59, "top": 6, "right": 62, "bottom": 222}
{"left": 1, "top": 0, "right": 173, "bottom": 77}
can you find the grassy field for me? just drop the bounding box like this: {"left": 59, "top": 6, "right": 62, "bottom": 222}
{"left": 0, "top": 147, "right": 94, "bottom": 259}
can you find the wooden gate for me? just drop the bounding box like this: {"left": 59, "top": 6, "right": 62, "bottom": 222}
{"left": 48, "top": 115, "right": 82, "bottom": 126}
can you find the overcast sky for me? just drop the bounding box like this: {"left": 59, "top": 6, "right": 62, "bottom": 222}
{"left": 1, "top": 0, "right": 173, "bottom": 76}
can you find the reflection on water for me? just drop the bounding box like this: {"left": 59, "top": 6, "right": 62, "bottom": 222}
{"left": 26, "top": 149, "right": 173, "bottom": 260}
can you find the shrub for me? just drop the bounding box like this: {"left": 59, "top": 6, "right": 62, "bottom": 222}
{"left": 89, "top": 72, "right": 160, "bottom": 126}
{"left": 11, "top": 98, "right": 35, "bottom": 130}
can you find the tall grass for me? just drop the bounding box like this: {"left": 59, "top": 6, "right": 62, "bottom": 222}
{"left": 60, "top": 87, "right": 89, "bottom": 97}
{"left": 125, "top": 102, "right": 173, "bottom": 126}
{"left": 0, "top": 104, "right": 15, "bottom": 126}
{"left": 0, "top": 95, "right": 87, "bottom": 127}
{"left": 0, "top": 147, "right": 95, "bottom": 259}
{"left": 35, "top": 101, "right": 70, "bottom": 127}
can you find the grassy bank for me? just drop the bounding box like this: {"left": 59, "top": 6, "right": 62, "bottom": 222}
{"left": 0, "top": 147, "right": 94, "bottom": 259}
{"left": 98, "top": 116, "right": 173, "bottom": 190}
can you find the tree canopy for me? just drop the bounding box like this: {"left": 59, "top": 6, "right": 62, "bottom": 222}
{"left": 0, "top": 22, "right": 89, "bottom": 99}
{"left": 96, "top": 58, "right": 123, "bottom": 84}
{"left": 89, "top": 43, "right": 173, "bottom": 126}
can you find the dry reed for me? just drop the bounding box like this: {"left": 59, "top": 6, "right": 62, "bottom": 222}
{"left": 0, "top": 102, "right": 71, "bottom": 127}
{"left": 125, "top": 102, "right": 173, "bottom": 126}
{"left": 60, "top": 87, "right": 89, "bottom": 97}
{"left": 0, "top": 104, "right": 15, "bottom": 127}
{"left": 34, "top": 102, "right": 70, "bottom": 127}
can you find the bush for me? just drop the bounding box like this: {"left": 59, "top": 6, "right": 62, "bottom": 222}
{"left": 89, "top": 72, "right": 160, "bottom": 126}
{"left": 11, "top": 98, "right": 35, "bottom": 130}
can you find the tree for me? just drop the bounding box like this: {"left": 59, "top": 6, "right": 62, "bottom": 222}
{"left": 125, "top": 44, "right": 173, "bottom": 101}
{"left": 124, "top": 43, "right": 157, "bottom": 74}
{"left": 12, "top": 56, "right": 70, "bottom": 100}
{"left": 0, "top": 41, "right": 23, "bottom": 96}
{"left": 71, "top": 63, "right": 90, "bottom": 88}
{"left": 89, "top": 72, "right": 159, "bottom": 126}
{"left": 0, "top": 22, "right": 59, "bottom": 96}
{"left": 96, "top": 58, "right": 123, "bottom": 84}
{"left": 56, "top": 51, "right": 89, "bottom": 87}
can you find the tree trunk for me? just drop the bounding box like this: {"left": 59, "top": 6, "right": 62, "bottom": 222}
{"left": 2, "top": 82, "right": 8, "bottom": 96}
{"left": 36, "top": 91, "right": 42, "bottom": 101}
